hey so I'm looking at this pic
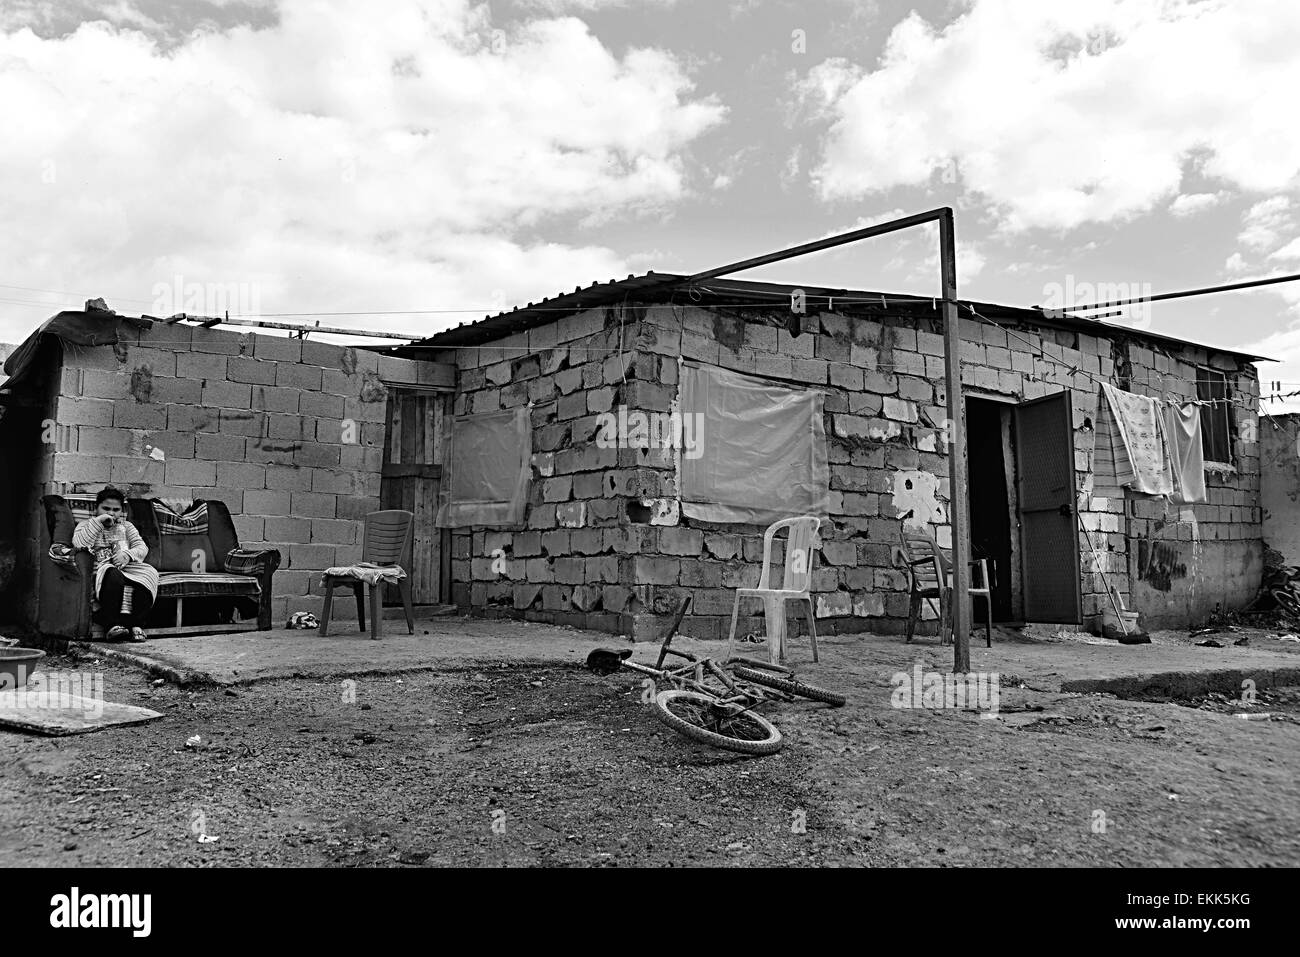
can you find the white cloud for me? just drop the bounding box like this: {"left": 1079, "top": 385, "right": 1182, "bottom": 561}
{"left": 1238, "top": 197, "right": 1294, "bottom": 251}
{"left": 0, "top": 0, "right": 724, "bottom": 340}
{"left": 804, "top": 0, "right": 1300, "bottom": 231}
{"left": 513, "top": 0, "right": 678, "bottom": 11}
{"left": 1169, "top": 192, "right": 1226, "bottom": 217}
{"left": 1269, "top": 237, "right": 1300, "bottom": 262}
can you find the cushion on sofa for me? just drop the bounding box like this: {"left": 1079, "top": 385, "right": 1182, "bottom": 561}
{"left": 156, "top": 572, "right": 261, "bottom": 599}
{"left": 160, "top": 533, "right": 217, "bottom": 573}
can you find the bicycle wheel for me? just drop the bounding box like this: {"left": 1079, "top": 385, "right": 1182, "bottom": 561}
{"left": 652, "top": 690, "right": 783, "bottom": 756}
{"left": 731, "top": 667, "right": 847, "bottom": 707}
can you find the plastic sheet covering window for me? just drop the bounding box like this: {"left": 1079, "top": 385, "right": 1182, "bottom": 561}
{"left": 435, "top": 407, "right": 532, "bottom": 527}
{"left": 679, "top": 361, "right": 829, "bottom": 525}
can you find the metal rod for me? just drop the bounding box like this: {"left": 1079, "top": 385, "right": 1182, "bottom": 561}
{"left": 676, "top": 207, "right": 970, "bottom": 673}
{"left": 165, "top": 313, "right": 415, "bottom": 341}
{"left": 940, "top": 210, "right": 971, "bottom": 672}
{"left": 683, "top": 208, "right": 951, "bottom": 284}
{"left": 1049, "top": 271, "right": 1300, "bottom": 313}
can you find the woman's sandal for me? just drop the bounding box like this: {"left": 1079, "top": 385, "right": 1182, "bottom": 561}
{"left": 127, "top": 627, "right": 148, "bottom": 643}
{"left": 106, "top": 625, "right": 130, "bottom": 641}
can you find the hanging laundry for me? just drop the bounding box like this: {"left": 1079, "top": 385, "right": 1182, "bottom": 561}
{"left": 1095, "top": 383, "right": 1174, "bottom": 495}
{"left": 1164, "top": 401, "right": 1207, "bottom": 504}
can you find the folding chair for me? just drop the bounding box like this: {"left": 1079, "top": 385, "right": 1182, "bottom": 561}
{"left": 726, "top": 516, "right": 822, "bottom": 664}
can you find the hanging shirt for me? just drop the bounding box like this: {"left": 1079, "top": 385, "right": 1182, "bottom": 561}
{"left": 1165, "top": 402, "right": 1207, "bottom": 504}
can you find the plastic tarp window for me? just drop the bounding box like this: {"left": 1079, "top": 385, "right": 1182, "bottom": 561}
{"left": 435, "top": 407, "right": 532, "bottom": 527}
{"left": 679, "top": 361, "right": 829, "bottom": 524}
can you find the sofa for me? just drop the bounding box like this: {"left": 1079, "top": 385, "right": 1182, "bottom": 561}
{"left": 39, "top": 496, "right": 281, "bottom": 639}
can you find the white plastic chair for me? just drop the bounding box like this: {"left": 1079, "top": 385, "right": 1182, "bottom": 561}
{"left": 726, "top": 516, "right": 823, "bottom": 664}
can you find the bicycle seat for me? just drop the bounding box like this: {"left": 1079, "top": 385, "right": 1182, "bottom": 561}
{"left": 585, "top": 647, "right": 633, "bottom": 675}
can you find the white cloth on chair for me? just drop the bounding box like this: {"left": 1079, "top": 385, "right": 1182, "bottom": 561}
{"left": 322, "top": 562, "right": 407, "bottom": 586}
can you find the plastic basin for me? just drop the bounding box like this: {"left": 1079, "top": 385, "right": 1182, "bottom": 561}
{"left": 0, "top": 647, "right": 45, "bottom": 689}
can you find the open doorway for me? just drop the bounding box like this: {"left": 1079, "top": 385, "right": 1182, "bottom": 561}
{"left": 965, "top": 396, "right": 1016, "bottom": 621}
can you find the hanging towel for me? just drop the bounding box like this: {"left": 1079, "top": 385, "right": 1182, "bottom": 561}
{"left": 1164, "top": 402, "right": 1207, "bottom": 504}
{"left": 1096, "top": 383, "right": 1174, "bottom": 495}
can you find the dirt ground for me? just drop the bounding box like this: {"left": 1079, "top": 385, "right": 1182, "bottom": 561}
{"left": 3, "top": 629, "right": 1298, "bottom": 867}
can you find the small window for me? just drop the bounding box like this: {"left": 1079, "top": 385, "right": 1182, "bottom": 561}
{"left": 1197, "top": 369, "right": 1233, "bottom": 465}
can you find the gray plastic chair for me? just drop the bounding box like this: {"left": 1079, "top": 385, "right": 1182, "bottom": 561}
{"left": 319, "top": 510, "right": 415, "bottom": 639}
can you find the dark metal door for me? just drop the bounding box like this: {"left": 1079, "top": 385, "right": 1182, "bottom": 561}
{"left": 1013, "top": 391, "right": 1081, "bottom": 623}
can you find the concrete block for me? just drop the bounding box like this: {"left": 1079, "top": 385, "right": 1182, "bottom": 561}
{"left": 264, "top": 515, "right": 312, "bottom": 542}
{"left": 218, "top": 409, "right": 263, "bottom": 437}
{"left": 113, "top": 402, "right": 167, "bottom": 430}
{"left": 109, "top": 456, "right": 164, "bottom": 487}
{"left": 253, "top": 334, "right": 302, "bottom": 363}
{"left": 250, "top": 385, "right": 300, "bottom": 414}
{"left": 81, "top": 369, "right": 131, "bottom": 401}
{"left": 216, "top": 461, "right": 267, "bottom": 489}
{"left": 141, "top": 322, "right": 192, "bottom": 351}
{"left": 194, "top": 432, "right": 247, "bottom": 461}
{"left": 189, "top": 326, "right": 249, "bottom": 356}
{"left": 288, "top": 543, "right": 336, "bottom": 569}
{"left": 149, "top": 377, "right": 203, "bottom": 406}
{"left": 227, "top": 356, "right": 279, "bottom": 385}
{"left": 378, "top": 355, "right": 421, "bottom": 384}
{"left": 291, "top": 491, "right": 337, "bottom": 519}
{"left": 275, "top": 362, "right": 323, "bottom": 392}
{"left": 58, "top": 396, "right": 115, "bottom": 427}
{"left": 309, "top": 518, "right": 355, "bottom": 545}
{"left": 245, "top": 489, "right": 293, "bottom": 516}
{"left": 295, "top": 442, "right": 342, "bottom": 468}
{"left": 202, "top": 380, "right": 253, "bottom": 410}
{"left": 321, "top": 369, "right": 359, "bottom": 396}
{"left": 175, "top": 351, "right": 230, "bottom": 380}
{"left": 164, "top": 459, "right": 217, "bottom": 486}
{"left": 301, "top": 391, "right": 346, "bottom": 419}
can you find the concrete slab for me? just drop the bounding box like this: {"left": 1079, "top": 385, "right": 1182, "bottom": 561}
{"left": 56, "top": 617, "right": 1300, "bottom": 695}
{"left": 0, "top": 691, "right": 162, "bottom": 736}
{"left": 69, "top": 617, "right": 625, "bottom": 686}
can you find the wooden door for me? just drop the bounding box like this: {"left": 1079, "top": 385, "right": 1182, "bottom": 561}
{"left": 1013, "top": 391, "right": 1082, "bottom": 623}
{"left": 380, "top": 389, "right": 449, "bottom": 605}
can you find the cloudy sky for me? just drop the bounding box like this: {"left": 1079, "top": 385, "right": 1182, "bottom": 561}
{"left": 2, "top": 0, "right": 1299, "bottom": 405}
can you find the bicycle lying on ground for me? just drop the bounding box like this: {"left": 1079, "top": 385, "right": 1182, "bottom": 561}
{"left": 585, "top": 600, "right": 846, "bottom": 756}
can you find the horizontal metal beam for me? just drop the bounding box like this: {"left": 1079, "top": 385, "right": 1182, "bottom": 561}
{"left": 1052, "top": 271, "right": 1300, "bottom": 313}
{"left": 163, "top": 313, "right": 416, "bottom": 341}
{"left": 684, "top": 208, "right": 951, "bottom": 283}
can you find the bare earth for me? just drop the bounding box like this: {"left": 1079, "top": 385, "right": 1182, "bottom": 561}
{"left": 2, "top": 626, "right": 1298, "bottom": 867}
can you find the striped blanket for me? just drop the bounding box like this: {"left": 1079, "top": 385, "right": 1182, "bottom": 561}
{"left": 153, "top": 500, "right": 209, "bottom": 535}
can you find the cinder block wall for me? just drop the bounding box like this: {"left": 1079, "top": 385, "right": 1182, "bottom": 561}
{"left": 1116, "top": 341, "right": 1262, "bottom": 629}
{"left": 450, "top": 305, "right": 666, "bottom": 633}
{"left": 447, "top": 300, "right": 1261, "bottom": 638}
{"left": 1262, "top": 413, "right": 1300, "bottom": 564}
{"left": 45, "top": 321, "right": 438, "bottom": 625}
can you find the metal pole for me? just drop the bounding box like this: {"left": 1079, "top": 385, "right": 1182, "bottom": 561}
{"left": 161, "top": 313, "right": 416, "bottom": 341}
{"left": 676, "top": 207, "right": 973, "bottom": 672}
{"left": 940, "top": 210, "right": 971, "bottom": 673}
{"left": 684, "top": 208, "right": 953, "bottom": 284}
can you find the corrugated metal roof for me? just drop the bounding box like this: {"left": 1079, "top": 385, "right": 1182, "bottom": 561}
{"left": 394, "top": 272, "right": 1269, "bottom": 362}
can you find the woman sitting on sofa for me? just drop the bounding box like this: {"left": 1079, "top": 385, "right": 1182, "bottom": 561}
{"left": 72, "top": 487, "right": 160, "bottom": 642}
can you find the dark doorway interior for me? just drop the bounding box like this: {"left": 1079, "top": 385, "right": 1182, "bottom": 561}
{"left": 965, "top": 397, "right": 1014, "bottom": 620}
